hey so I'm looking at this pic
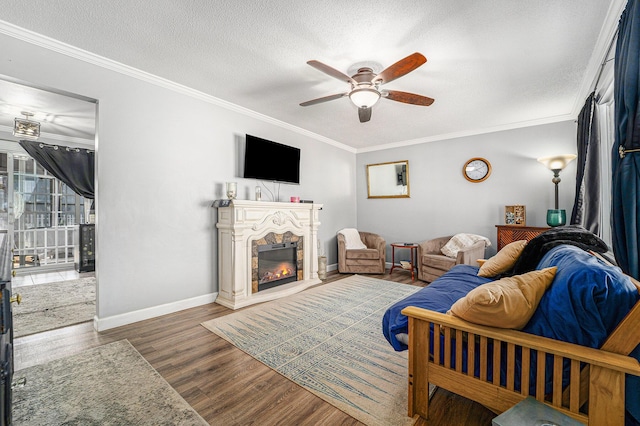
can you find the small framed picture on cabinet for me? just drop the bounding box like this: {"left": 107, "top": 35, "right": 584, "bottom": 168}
{"left": 505, "top": 205, "right": 526, "bottom": 226}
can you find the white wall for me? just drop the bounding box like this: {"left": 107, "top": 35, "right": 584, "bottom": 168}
{"left": 0, "top": 32, "right": 357, "bottom": 328}
{"left": 356, "top": 121, "right": 578, "bottom": 260}
{"left": 0, "top": 30, "right": 580, "bottom": 329}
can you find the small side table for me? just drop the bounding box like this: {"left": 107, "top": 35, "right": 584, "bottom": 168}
{"left": 390, "top": 242, "right": 418, "bottom": 280}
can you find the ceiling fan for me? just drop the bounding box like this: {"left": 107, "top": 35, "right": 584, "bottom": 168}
{"left": 300, "top": 52, "right": 434, "bottom": 123}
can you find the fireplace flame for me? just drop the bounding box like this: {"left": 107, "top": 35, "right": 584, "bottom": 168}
{"left": 260, "top": 262, "right": 295, "bottom": 284}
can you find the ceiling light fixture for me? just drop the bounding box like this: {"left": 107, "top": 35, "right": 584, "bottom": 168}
{"left": 13, "top": 111, "right": 40, "bottom": 140}
{"left": 349, "top": 87, "right": 381, "bottom": 108}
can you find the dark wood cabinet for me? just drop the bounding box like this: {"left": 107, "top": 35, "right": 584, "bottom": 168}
{"left": 75, "top": 224, "right": 95, "bottom": 273}
{"left": 495, "top": 225, "right": 550, "bottom": 250}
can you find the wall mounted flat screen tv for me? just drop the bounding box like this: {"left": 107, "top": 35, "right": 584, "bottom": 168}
{"left": 243, "top": 134, "right": 300, "bottom": 184}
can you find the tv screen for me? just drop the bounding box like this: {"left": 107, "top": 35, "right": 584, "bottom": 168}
{"left": 243, "top": 134, "right": 300, "bottom": 184}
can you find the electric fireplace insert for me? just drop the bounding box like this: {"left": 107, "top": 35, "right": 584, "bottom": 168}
{"left": 257, "top": 241, "right": 298, "bottom": 291}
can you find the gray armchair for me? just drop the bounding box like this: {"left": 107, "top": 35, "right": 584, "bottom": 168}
{"left": 417, "top": 235, "right": 486, "bottom": 282}
{"left": 337, "top": 231, "right": 386, "bottom": 274}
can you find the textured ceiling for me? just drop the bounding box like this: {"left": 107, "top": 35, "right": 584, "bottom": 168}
{"left": 0, "top": 0, "right": 623, "bottom": 151}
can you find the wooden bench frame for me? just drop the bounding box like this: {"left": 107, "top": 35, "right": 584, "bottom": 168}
{"left": 403, "top": 299, "right": 640, "bottom": 425}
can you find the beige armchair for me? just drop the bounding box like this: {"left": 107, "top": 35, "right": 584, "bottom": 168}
{"left": 417, "top": 235, "right": 486, "bottom": 282}
{"left": 337, "top": 231, "right": 386, "bottom": 274}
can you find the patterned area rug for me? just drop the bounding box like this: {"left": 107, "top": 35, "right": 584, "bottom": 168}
{"left": 202, "top": 275, "right": 429, "bottom": 426}
{"left": 12, "top": 340, "right": 208, "bottom": 426}
{"left": 13, "top": 277, "right": 96, "bottom": 337}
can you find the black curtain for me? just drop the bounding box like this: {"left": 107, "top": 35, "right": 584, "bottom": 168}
{"left": 18, "top": 140, "right": 95, "bottom": 199}
{"left": 570, "top": 92, "right": 601, "bottom": 235}
{"left": 612, "top": 0, "right": 640, "bottom": 280}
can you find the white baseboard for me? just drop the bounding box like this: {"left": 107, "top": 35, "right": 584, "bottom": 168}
{"left": 94, "top": 292, "right": 218, "bottom": 331}
{"left": 327, "top": 262, "right": 394, "bottom": 272}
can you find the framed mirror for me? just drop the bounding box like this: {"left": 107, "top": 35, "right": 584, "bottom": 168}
{"left": 366, "top": 160, "right": 410, "bottom": 198}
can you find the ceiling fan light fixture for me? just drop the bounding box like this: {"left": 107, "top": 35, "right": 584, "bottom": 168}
{"left": 13, "top": 111, "right": 40, "bottom": 140}
{"left": 301, "top": 53, "right": 432, "bottom": 122}
{"left": 349, "top": 88, "right": 380, "bottom": 108}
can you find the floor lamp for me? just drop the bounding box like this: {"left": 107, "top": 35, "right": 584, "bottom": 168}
{"left": 537, "top": 154, "right": 577, "bottom": 227}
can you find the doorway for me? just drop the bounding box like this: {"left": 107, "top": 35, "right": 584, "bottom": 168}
{"left": 0, "top": 76, "right": 97, "bottom": 337}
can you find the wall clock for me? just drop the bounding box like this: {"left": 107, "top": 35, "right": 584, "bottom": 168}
{"left": 463, "top": 157, "right": 492, "bottom": 183}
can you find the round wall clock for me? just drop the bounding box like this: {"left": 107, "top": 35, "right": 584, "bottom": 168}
{"left": 463, "top": 157, "right": 492, "bottom": 183}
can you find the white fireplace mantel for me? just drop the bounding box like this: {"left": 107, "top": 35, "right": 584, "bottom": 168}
{"left": 215, "top": 200, "right": 323, "bottom": 309}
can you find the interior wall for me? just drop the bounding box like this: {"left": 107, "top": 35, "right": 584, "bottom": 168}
{"left": 0, "top": 29, "right": 579, "bottom": 326}
{"left": 0, "top": 32, "right": 357, "bottom": 326}
{"left": 356, "top": 121, "right": 578, "bottom": 260}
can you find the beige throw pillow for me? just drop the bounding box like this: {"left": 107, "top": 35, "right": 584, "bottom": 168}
{"left": 477, "top": 240, "right": 528, "bottom": 277}
{"left": 448, "top": 266, "right": 557, "bottom": 329}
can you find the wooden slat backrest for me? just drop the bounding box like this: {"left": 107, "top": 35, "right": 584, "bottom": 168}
{"left": 404, "top": 307, "right": 640, "bottom": 425}
{"left": 562, "top": 277, "right": 640, "bottom": 407}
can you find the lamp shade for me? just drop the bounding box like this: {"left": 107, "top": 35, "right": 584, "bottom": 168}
{"left": 537, "top": 154, "right": 577, "bottom": 171}
{"left": 349, "top": 88, "right": 380, "bottom": 108}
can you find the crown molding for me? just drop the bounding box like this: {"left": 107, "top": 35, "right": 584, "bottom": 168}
{"left": 570, "top": 0, "right": 626, "bottom": 116}
{"left": 0, "top": 15, "right": 612, "bottom": 157}
{"left": 0, "top": 20, "right": 356, "bottom": 154}
{"left": 357, "top": 114, "right": 575, "bottom": 153}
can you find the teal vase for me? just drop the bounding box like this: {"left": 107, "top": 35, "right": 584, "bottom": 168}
{"left": 546, "top": 209, "right": 566, "bottom": 227}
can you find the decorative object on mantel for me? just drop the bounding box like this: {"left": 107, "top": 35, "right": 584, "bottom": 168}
{"left": 537, "top": 154, "right": 577, "bottom": 227}
{"left": 13, "top": 111, "right": 40, "bottom": 140}
{"left": 504, "top": 205, "right": 526, "bottom": 226}
{"left": 225, "top": 182, "right": 237, "bottom": 199}
{"left": 211, "top": 199, "right": 231, "bottom": 208}
{"left": 255, "top": 186, "right": 261, "bottom": 201}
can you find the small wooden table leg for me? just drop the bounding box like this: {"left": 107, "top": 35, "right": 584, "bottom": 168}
{"left": 410, "top": 246, "right": 416, "bottom": 280}
{"left": 390, "top": 245, "right": 397, "bottom": 274}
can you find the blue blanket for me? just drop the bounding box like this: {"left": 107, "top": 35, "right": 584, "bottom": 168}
{"left": 381, "top": 244, "right": 640, "bottom": 422}
{"left": 382, "top": 264, "right": 491, "bottom": 351}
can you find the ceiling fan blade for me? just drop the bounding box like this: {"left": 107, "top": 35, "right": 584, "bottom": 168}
{"left": 358, "top": 107, "right": 372, "bottom": 123}
{"left": 374, "top": 52, "right": 427, "bottom": 85}
{"left": 307, "top": 60, "right": 357, "bottom": 85}
{"left": 384, "top": 90, "right": 435, "bottom": 106}
{"left": 299, "top": 93, "right": 348, "bottom": 106}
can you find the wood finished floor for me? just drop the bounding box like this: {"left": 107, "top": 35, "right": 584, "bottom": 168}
{"left": 13, "top": 270, "right": 496, "bottom": 425}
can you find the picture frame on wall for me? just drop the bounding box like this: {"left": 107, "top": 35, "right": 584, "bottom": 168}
{"left": 505, "top": 205, "right": 526, "bottom": 226}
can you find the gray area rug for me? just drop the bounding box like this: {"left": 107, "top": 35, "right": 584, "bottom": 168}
{"left": 13, "top": 277, "right": 96, "bottom": 337}
{"left": 12, "top": 339, "right": 208, "bottom": 426}
{"left": 202, "top": 274, "right": 431, "bottom": 426}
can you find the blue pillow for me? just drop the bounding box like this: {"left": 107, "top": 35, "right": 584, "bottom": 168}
{"left": 521, "top": 244, "right": 639, "bottom": 413}
{"left": 523, "top": 244, "right": 638, "bottom": 346}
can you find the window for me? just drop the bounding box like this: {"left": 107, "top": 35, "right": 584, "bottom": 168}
{"left": 12, "top": 156, "right": 86, "bottom": 268}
